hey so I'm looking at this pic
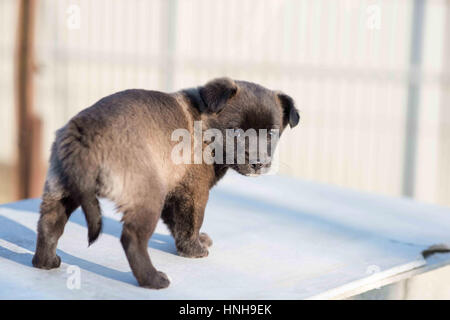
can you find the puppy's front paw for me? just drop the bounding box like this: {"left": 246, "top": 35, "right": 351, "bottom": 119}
{"left": 199, "top": 232, "right": 213, "bottom": 247}
{"left": 140, "top": 271, "right": 171, "bottom": 289}
{"left": 177, "top": 239, "right": 209, "bottom": 258}
{"left": 32, "top": 254, "right": 61, "bottom": 270}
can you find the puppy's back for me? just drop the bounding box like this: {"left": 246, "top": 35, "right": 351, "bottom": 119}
{"left": 48, "top": 89, "right": 191, "bottom": 205}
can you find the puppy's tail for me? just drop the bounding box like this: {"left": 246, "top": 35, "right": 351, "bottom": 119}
{"left": 80, "top": 195, "right": 102, "bottom": 245}
{"left": 55, "top": 119, "right": 103, "bottom": 245}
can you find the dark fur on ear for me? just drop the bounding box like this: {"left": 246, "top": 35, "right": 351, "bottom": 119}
{"left": 199, "top": 77, "right": 238, "bottom": 113}
{"left": 278, "top": 92, "right": 300, "bottom": 128}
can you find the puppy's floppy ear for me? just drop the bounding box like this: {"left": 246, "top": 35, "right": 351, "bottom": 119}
{"left": 277, "top": 92, "right": 300, "bottom": 128}
{"left": 199, "top": 77, "right": 238, "bottom": 113}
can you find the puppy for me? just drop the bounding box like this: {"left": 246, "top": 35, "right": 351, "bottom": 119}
{"left": 32, "top": 78, "right": 300, "bottom": 289}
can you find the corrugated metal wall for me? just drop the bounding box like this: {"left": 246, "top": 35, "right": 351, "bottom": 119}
{"left": 0, "top": 0, "right": 449, "bottom": 205}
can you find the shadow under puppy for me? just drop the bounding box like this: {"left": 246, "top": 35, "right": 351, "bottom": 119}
{"left": 32, "top": 78, "right": 300, "bottom": 289}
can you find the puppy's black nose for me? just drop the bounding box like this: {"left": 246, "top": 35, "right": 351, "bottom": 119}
{"left": 251, "top": 163, "right": 263, "bottom": 170}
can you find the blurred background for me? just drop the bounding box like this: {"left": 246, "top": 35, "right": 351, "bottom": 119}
{"left": 0, "top": 0, "right": 449, "bottom": 206}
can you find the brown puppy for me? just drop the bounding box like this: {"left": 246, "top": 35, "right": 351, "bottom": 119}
{"left": 32, "top": 78, "right": 300, "bottom": 289}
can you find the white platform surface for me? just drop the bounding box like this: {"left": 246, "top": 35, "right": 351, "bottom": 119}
{"left": 1, "top": 173, "right": 450, "bottom": 299}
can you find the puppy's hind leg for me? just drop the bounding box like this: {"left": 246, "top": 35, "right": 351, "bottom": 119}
{"left": 120, "top": 203, "right": 170, "bottom": 289}
{"left": 32, "top": 191, "right": 79, "bottom": 269}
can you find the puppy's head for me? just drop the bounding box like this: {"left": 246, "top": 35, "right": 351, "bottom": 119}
{"left": 199, "top": 77, "right": 300, "bottom": 176}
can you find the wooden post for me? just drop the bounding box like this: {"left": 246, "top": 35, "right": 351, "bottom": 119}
{"left": 15, "top": 0, "right": 43, "bottom": 200}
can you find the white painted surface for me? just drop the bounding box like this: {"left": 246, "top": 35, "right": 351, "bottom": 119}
{"left": 0, "top": 173, "right": 449, "bottom": 299}
{"left": 349, "top": 253, "right": 450, "bottom": 299}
